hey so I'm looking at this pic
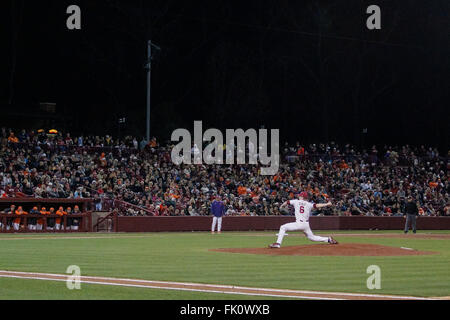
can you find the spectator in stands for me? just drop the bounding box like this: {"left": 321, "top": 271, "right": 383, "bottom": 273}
{"left": 445, "top": 203, "right": 450, "bottom": 216}
{"left": 94, "top": 195, "right": 102, "bottom": 211}
{"left": 7, "top": 132, "right": 19, "bottom": 144}
{"left": 0, "top": 127, "right": 447, "bottom": 218}
{"left": 74, "top": 188, "right": 84, "bottom": 199}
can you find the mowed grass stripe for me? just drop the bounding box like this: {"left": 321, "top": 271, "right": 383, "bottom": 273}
{"left": 0, "top": 271, "right": 437, "bottom": 300}
{"left": 0, "top": 231, "right": 448, "bottom": 298}
{"left": 0, "top": 277, "right": 291, "bottom": 300}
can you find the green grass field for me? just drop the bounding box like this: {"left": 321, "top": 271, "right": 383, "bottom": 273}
{"left": 0, "top": 231, "right": 449, "bottom": 300}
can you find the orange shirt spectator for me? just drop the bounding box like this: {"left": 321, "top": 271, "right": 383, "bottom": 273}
{"left": 339, "top": 161, "right": 349, "bottom": 169}
{"left": 149, "top": 138, "right": 158, "bottom": 148}
{"left": 237, "top": 186, "right": 247, "bottom": 195}
{"left": 169, "top": 193, "right": 180, "bottom": 200}
{"left": 429, "top": 182, "right": 438, "bottom": 188}
{"left": 100, "top": 153, "right": 107, "bottom": 167}
{"left": 8, "top": 133, "right": 19, "bottom": 144}
{"left": 159, "top": 204, "right": 167, "bottom": 214}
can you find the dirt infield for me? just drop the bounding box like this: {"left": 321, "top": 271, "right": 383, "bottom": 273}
{"left": 0, "top": 270, "right": 441, "bottom": 300}
{"left": 329, "top": 233, "right": 450, "bottom": 240}
{"left": 235, "top": 232, "right": 450, "bottom": 240}
{"left": 211, "top": 243, "right": 437, "bottom": 256}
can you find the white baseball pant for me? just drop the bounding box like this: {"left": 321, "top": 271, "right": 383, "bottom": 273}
{"left": 277, "top": 221, "right": 329, "bottom": 245}
{"left": 211, "top": 217, "right": 222, "bottom": 232}
{"left": 55, "top": 224, "right": 66, "bottom": 231}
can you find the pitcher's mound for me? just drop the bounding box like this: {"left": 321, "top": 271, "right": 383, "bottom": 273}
{"left": 211, "top": 243, "right": 436, "bottom": 256}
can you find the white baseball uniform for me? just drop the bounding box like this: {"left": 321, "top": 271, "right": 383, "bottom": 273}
{"left": 276, "top": 199, "right": 329, "bottom": 245}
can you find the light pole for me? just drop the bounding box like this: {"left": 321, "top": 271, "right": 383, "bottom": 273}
{"left": 145, "top": 40, "right": 161, "bottom": 143}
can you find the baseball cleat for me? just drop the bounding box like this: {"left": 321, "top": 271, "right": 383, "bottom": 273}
{"left": 328, "top": 237, "right": 338, "bottom": 245}
{"left": 269, "top": 243, "right": 281, "bottom": 248}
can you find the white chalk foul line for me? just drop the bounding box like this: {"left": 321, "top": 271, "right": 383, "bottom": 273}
{"left": 0, "top": 235, "right": 159, "bottom": 241}
{"left": 0, "top": 270, "right": 437, "bottom": 300}
{"left": 0, "top": 275, "right": 340, "bottom": 301}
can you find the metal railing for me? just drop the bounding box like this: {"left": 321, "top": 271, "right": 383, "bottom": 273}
{"left": 82, "top": 185, "right": 155, "bottom": 217}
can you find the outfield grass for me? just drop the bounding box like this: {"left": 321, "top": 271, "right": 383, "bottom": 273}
{"left": 0, "top": 278, "right": 293, "bottom": 300}
{"left": 0, "top": 231, "right": 448, "bottom": 299}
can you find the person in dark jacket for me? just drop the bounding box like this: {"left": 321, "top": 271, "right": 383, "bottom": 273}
{"left": 404, "top": 196, "right": 419, "bottom": 234}
{"left": 3, "top": 205, "right": 16, "bottom": 230}
{"left": 211, "top": 196, "right": 226, "bottom": 234}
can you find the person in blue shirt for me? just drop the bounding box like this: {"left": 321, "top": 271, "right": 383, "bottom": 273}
{"left": 211, "top": 196, "right": 226, "bottom": 234}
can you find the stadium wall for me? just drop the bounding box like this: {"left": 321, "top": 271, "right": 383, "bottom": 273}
{"left": 116, "top": 216, "right": 450, "bottom": 232}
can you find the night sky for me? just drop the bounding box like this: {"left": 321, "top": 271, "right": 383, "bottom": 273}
{"left": 3, "top": 0, "right": 449, "bottom": 149}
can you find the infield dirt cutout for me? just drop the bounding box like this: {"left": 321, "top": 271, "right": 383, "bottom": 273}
{"left": 211, "top": 243, "right": 437, "bottom": 256}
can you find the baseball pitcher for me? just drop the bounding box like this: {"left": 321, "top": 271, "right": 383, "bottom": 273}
{"left": 269, "top": 192, "right": 338, "bottom": 248}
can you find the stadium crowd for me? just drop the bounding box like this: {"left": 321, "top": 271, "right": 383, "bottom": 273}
{"left": 1, "top": 127, "right": 449, "bottom": 218}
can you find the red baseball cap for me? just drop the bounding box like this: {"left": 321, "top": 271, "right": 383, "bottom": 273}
{"left": 299, "top": 192, "right": 309, "bottom": 199}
